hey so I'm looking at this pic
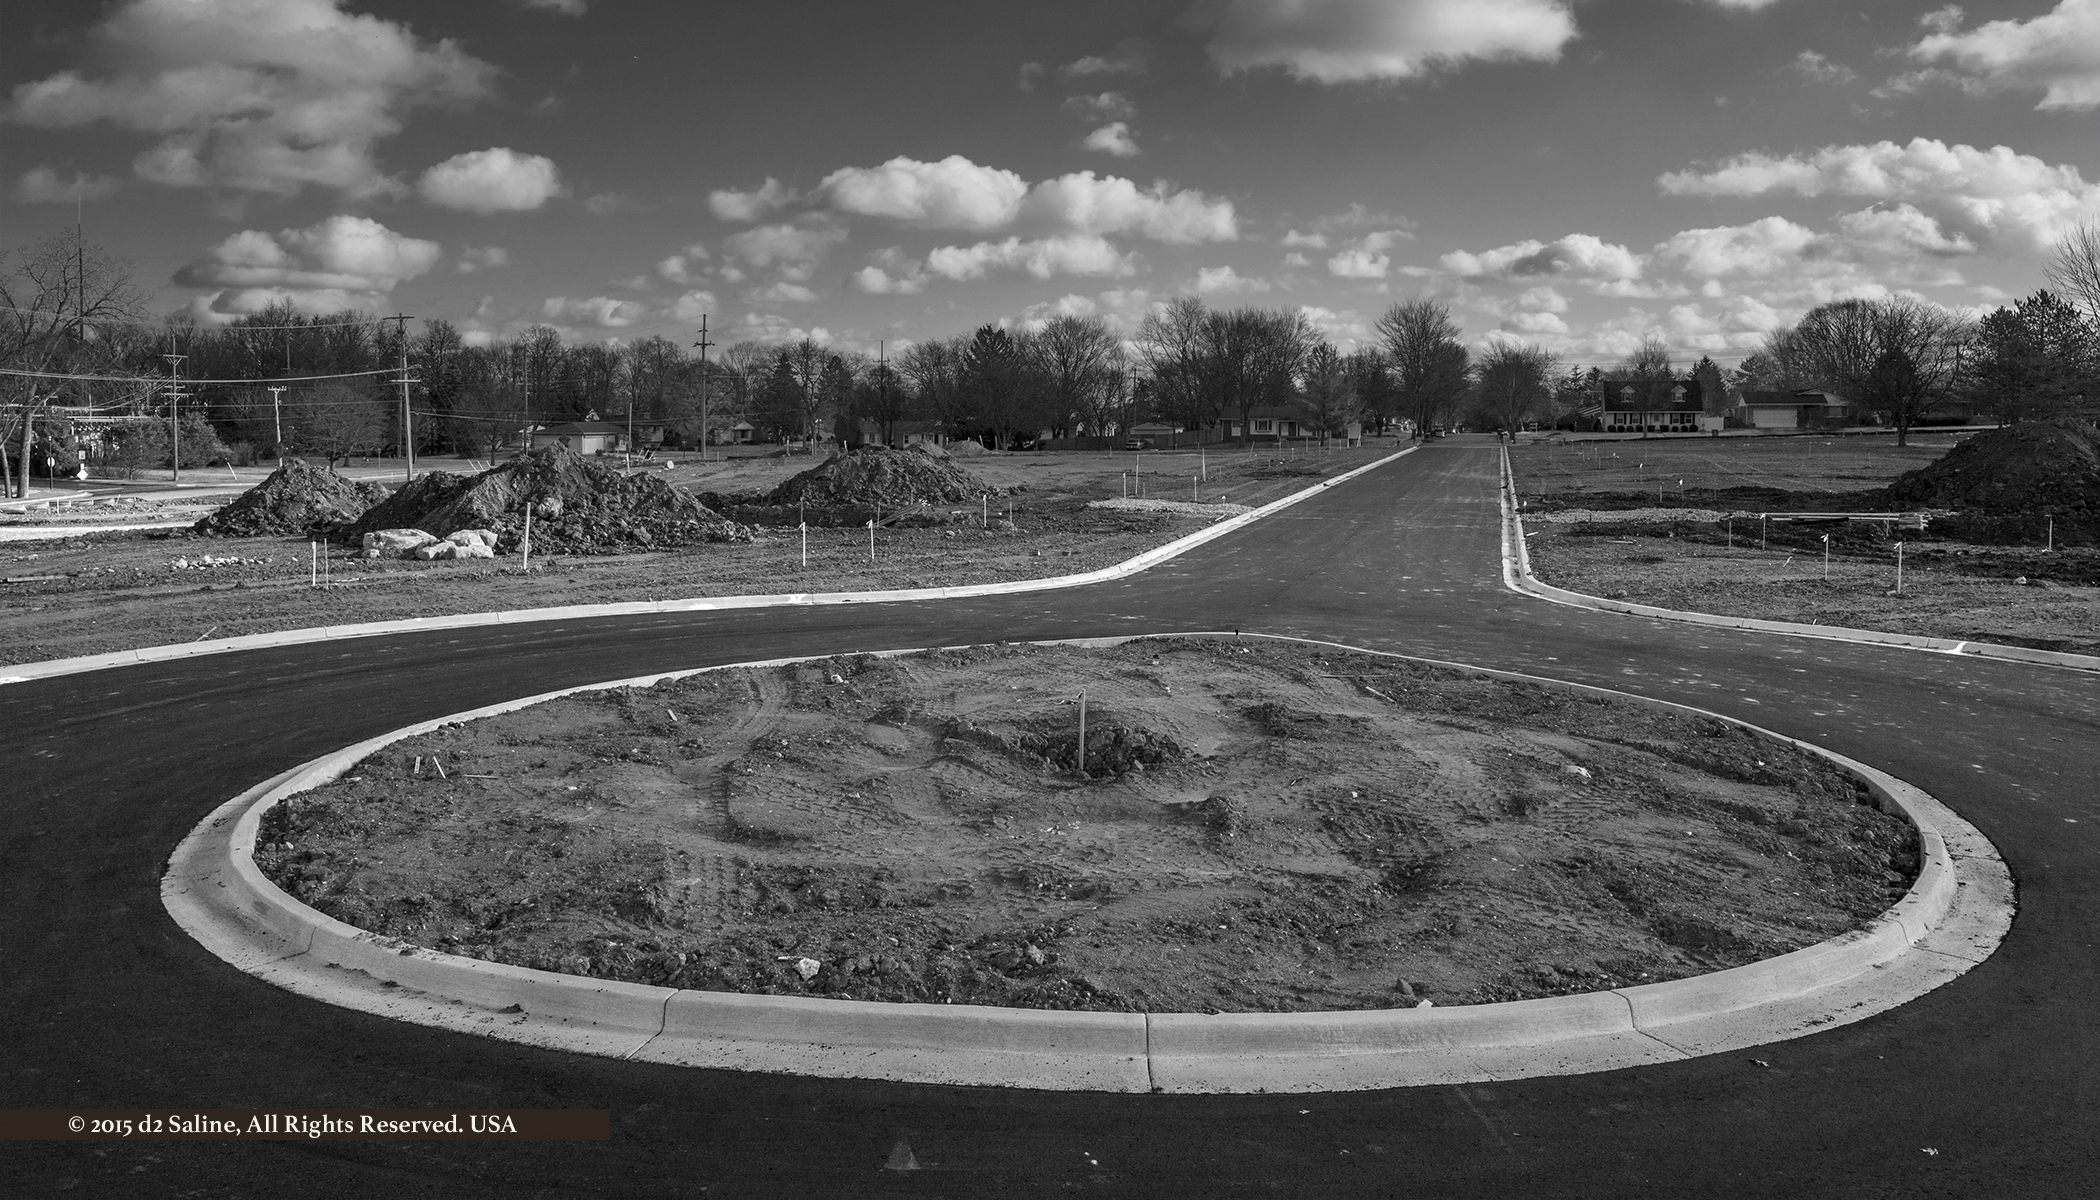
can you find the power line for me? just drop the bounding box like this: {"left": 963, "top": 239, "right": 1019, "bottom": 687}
{"left": 0, "top": 304, "right": 385, "bottom": 331}
{"left": 0, "top": 366, "right": 402, "bottom": 385}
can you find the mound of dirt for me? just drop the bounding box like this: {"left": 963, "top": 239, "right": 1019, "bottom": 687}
{"left": 766, "top": 445, "right": 997, "bottom": 508}
{"left": 193, "top": 458, "right": 389, "bottom": 537}
{"left": 345, "top": 444, "right": 751, "bottom": 555}
{"left": 947, "top": 439, "right": 987, "bottom": 457}
{"left": 1882, "top": 420, "right": 2100, "bottom": 544}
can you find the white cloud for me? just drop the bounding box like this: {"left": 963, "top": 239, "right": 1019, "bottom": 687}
{"left": 542, "top": 295, "right": 647, "bottom": 327}
{"left": 1652, "top": 217, "right": 1819, "bottom": 278}
{"left": 174, "top": 214, "right": 440, "bottom": 318}
{"left": 1082, "top": 122, "right": 1141, "bottom": 157}
{"left": 1831, "top": 204, "right": 1977, "bottom": 257}
{"left": 1023, "top": 171, "right": 1238, "bottom": 243}
{"left": 1296, "top": 304, "right": 1371, "bottom": 347}
{"left": 1063, "top": 39, "right": 1151, "bottom": 76}
{"left": 1198, "top": 0, "right": 1578, "bottom": 84}
{"left": 457, "top": 245, "right": 509, "bottom": 273}
{"left": 1658, "top": 137, "right": 2100, "bottom": 254}
{"left": 1442, "top": 233, "right": 1645, "bottom": 283}
{"left": 1309, "top": 203, "right": 1416, "bottom": 233}
{"left": 1282, "top": 251, "right": 1312, "bottom": 268}
{"left": 1327, "top": 249, "right": 1390, "bottom": 278}
{"left": 735, "top": 312, "right": 834, "bottom": 345}
{"left": 5, "top": 0, "right": 493, "bottom": 198}
{"left": 417, "top": 147, "right": 563, "bottom": 213}
{"left": 723, "top": 222, "right": 848, "bottom": 282}
{"left": 851, "top": 247, "right": 928, "bottom": 295}
{"left": 747, "top": 281, "right": 817, "bottom": 305}
{"left": 1019, "top": 294, "right": 1103, "bottom": 329}
{"left": 655, "top": 245, "right": 709, "bottom": 285}
{"left": 1908, "top": 0, "right": 2100, "bottom": 110}
{"left": 520, "top": 0, "right": 587, "bottom": 14}
{"left": 1282, "top": 229, "right": 1330, "bottom": 249}
{"left": 819, "top": 155, "right": 1029, "bottom": 231}
{"left": 1063, "top": 92, "right": 1137, "bottom": 121}
{"left": 670, "top": 289, "right": 717, "bottom": 322}
{"left": 1788, "top": 51, "right": 1856, "bottom": 85}
{"left": 1017, "top": 62, "right": 1046, "bottom": 91}
{"left": 14, "top": 167, "right": 119, "bottom": 204}
{"left": 583, "top": 192, "right": 632, "bottom": 216}
{"left": 709, "top": 177, "right": 798, "bottom": 222}
{"left": 925, "top": 235, "right": 1137, "bottom": 281}
{"left": 1193, "top": 265, "right": 1271, "bottom": 294}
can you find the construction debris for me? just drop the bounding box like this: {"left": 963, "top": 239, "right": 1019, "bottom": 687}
{"left": 192, "top": 458, "right": 389, "bottom": 537}
{"left": 345, "top": 444, "right": 751, "bottom": 555}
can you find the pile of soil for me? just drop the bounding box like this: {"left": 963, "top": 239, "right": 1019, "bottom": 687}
{"left": 1882, "top": 419, "right": 2100, "bottom": 545}
{"left": 345, "top": 444, "right": 750, "bottom": 555}
{"left": 947, "top": 439, "right": 987, "bottom": 457}
{"left": 257, "top": 638, "right": 1919, "bottom": 1014}
{"left": 192, "top": 459, "right": 388, "bottom": 537}
{"left": 766, "top": 446, "right": 998, "bottom": 509}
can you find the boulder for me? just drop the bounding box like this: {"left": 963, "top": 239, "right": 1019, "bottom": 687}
{"left": 362, "top": 528, "right": 440, "bottom": 557}
{"left": 445, "top": 528, "right": 497, "bottom": 550}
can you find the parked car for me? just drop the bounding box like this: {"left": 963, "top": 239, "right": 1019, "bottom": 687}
{"left": 1124, "top": 438, "right": 1154, "bottom": 450}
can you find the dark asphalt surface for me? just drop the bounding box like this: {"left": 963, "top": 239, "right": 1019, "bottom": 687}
{"left": 4, "top": 438, "right": 2095, "bottom": 1198}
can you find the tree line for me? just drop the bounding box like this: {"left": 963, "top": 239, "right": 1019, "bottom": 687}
{"left": 8, "top": 222, "right": 2098, "bottom": 494}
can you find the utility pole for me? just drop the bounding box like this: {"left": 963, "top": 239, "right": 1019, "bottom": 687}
{"left": 693, "top": 314, "right": 715, "bottom": 462}
{"left": 267, "top": 386, "right": 286, "bottom": 461}
{"left": 161, "top": 346, "right": 188, "bottom": 486}
{"left": 878, "top": 340, "right": 889, "bottom": 446}
{"left": 386, "top": 313, "right": 417, "bottom": 482}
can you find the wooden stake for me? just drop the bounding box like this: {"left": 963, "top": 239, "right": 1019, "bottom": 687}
{"left": 1077, "top": 690, "right": 1087, "bottom": 774}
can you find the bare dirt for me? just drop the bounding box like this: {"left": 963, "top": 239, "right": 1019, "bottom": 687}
{"left": 1512, "top": 432, "right": 2100, "bottom": 654}
{"left": 343, "top": 444, "right": 750, "bottom": 554}
{"left": 255, "top": 638, "right": 1918, "bottom": 1014}
{"left": 190, "top": 458, "right": 391, "bottom": 538}
{"left": 1, "top": 444, "right": 1389, "bottom": 666}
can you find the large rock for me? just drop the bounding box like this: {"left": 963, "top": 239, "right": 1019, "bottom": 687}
{"left": 363, "top": 528, "right": 440, "bottom": 558}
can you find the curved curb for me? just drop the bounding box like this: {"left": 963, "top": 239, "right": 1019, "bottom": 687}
{"left": 0, "top": 447, "right": 1415, "bottom": 685}
{"left": 1497, "top": 446, "right": 2100, "bottom": 675}
{"left": 163, "top": 632, "right": 2011, "bottom": 1094}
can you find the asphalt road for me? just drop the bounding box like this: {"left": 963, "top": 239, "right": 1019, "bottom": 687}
{"left": 5, "top": 438, "right": 2095, "bottom": 1198}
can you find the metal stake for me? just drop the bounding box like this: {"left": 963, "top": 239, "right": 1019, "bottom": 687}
{"left": 1896, "top": 541, "right": 1905, "bottom": 594}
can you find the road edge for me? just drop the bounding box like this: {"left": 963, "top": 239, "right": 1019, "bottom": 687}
{"left": 1497, "top": 445, "right": 2100, "bottom": 675}
{"left": 0, "top": 447, "right": 1412, "bottom": 685}
{"left": 162, "top": 631, "right": 2012, "bottom": 1094}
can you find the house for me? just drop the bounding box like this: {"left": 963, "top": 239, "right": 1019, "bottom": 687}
{"left": 855, "top": 418, "right": 948, "bottom": 449}
{"left": 728, "top": 421, "right": 758, "bottom": 445}
{"left": 1224, "top": 406, "right": 1310, "bottom": 439}
{"left": 530, "top": 420, "right": 627, "bottom": 455}
{"left": 1597, "top": 378, "right": 1724, "bottom": 433}
{"left": 1733, "top": 389, "right": 1850, "bottom": 430}
{"left": 1128, "top": 420, "right": 1179, "bottom": 442}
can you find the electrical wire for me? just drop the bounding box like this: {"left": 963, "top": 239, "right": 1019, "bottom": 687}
{"left": 1, "top": 366, "right": 405, "bottom": 385}
{"left": 0, "top": 304, "right": 392, "bottom": 332}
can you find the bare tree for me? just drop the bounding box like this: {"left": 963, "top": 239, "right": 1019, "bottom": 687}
{"left": 290, "top": 380, "right": 389, "bottom": 465}
{"left": 1207, "top": 306, "right": 1311, "bottom": 445}
{"left": 1299, "top": 340, "right": 1356, "bottom": 442}
{"left": 1030, "top": 314, "right": 1124, "bottom": 436}
{"left": 1134, "top": 296, "right": 1215, "bottom": 433}
{"left": 2046, "top": 220, "right": 2100, "bottom": 326}
{"left": 899, "top": 337, "right": 971, "bottom": 433}
{"left": 1375, "top": 299, "right": 1470, "bottom": 436}
{"left": 1473, "top": 341, "right": 1559, "bottom": 431}
{"left": 0, "top": 231, "right": 148, "bottom": 495}
{"left": 1787, "top": 298, "right": 1968, "bottom": 445}
{"left": 1606, "top": 336, "right": 1677, "bottom": 406}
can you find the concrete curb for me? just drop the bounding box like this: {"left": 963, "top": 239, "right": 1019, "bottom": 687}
{"left": 1497, "top": 446, "right": 2100, "bottom": 676}
{"left": 1, "top": 447, "right": 1416, "bottom": 686}
{"left": 163, "top": 632, "right": 2011, "bottom": 1094}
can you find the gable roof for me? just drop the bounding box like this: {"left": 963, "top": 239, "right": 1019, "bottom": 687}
{"left": 535, "top": 421, "right": 626, "bottom": 437}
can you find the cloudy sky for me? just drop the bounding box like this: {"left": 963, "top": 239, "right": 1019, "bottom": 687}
{"left": 5, "top": 0, "right": 2097, "bottom": 365}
